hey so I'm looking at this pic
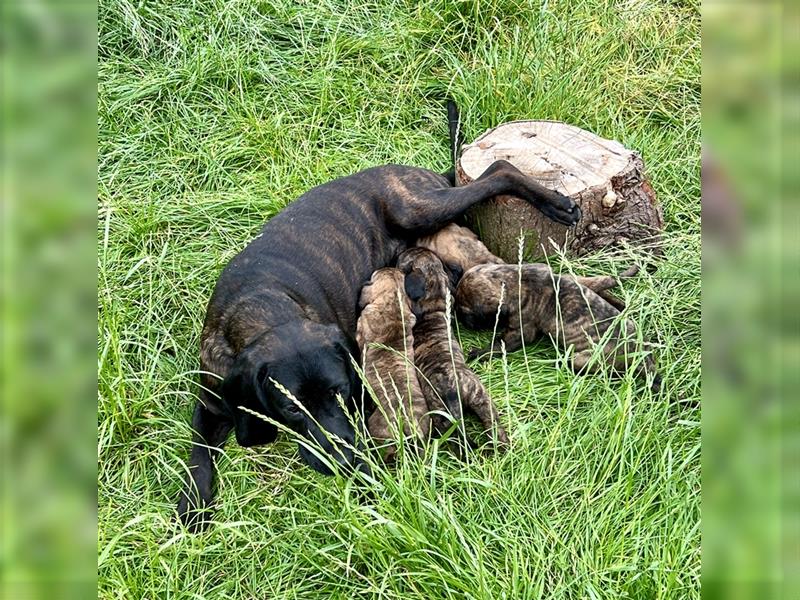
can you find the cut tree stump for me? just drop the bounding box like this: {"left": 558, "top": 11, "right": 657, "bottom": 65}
{"left": 457, "top": 120, "right": 664, "bottom": 262}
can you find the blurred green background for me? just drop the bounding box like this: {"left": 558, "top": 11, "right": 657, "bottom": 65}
{"left": 702, "top": 2, "right": 798, "bottom": 599}
{"left": 1, "top": 1, "right": 97, "bottom": 598}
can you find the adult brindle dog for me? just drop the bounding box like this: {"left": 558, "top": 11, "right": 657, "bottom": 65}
{"left": 178, "top": 103, "right": 581, "bottom": 530}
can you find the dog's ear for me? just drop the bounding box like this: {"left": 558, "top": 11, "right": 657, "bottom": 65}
{"left": 329, "top": 332, "right": 363, "bottom": 410}
{"left": 221, "top": 354, "right": 278, "bottom": 447}
{"left": 357, "top": 280, "right": 374, "bottom": 311}
{"left": 404, "top": 271, "right": 426, "bottom": 303}
{"left": 444, "top": 262, "right": 464, "bottom": 290}
{"left": 332, "top": 333, "right": 357, "bottom": 363}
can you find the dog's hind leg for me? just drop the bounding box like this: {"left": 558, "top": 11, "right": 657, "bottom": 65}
{"left": 177, "top": 398, "right": 233, "bottom": 532}
{"left": 385, "top": 160, "right": 581, "bottom": 234}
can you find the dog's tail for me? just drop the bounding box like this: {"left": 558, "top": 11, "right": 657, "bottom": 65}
{"left": 443, "top": 100, "right": 465, "bottom": 185}
{"left": 447, "top": 100, "right": 464, "bottom": 167}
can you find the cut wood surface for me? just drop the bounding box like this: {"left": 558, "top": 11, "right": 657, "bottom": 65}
{"left": 458, "top": 120, "right": 663, "bottom": 262}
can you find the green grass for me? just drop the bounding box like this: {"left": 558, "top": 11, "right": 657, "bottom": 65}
{"left": 97, "top": 0, "right": 700, "bottom": 598}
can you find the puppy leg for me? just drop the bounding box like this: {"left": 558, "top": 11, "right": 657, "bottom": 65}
{"left": 574, "top": 265, "right": 640, "bottom": 293}
{"left": 571, "top": 275, "right": 623, "bottom": 310}
{"left": 571, "top": 349, "right": 597, "bottom": 375}
{"left": 424, "top": 380, "right": 477, "bottom": 458}
{"left": 468, "top": 324, "right": 529, "bottom": 362}
{"left": 460, "top": 374, "right": 509, "bottom": 449}
{"left": 573, "top": 274, "right": 618, "bottom": 292}
{"left": 177, "top": 399, "right": 233, "bottom": 532}
{"left": 640, "top": 355, "right": 662, "bottom": 393}
{"left": 410, "top": 396, "right": 432, "bottom": 440}
{"left": 367, "top": 410, "right": 395, "bottom": 460}
{"left": 574, "top": 265, "right": 640, "bottom": 310}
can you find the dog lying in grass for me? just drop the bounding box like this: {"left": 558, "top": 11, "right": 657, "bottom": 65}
{"left": 356, "top": 268, "right": 430, "bottom": 461}
{"left": 456, "top": 263, "right": 661, "bottom": 391}
{"left": 415, "top": 222, "right": 633, "bottom": 310}
{"left": 178, "top": 100, "right": 583, "bottom": 529}
{"left": 397, "top": 248, "right": 509, "bottom": 449}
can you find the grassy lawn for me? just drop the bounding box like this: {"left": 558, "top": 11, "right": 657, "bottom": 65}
{"left": 97, "top": 0, "right": 700, "bottom": 598}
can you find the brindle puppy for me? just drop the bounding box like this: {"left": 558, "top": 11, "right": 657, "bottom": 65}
{"left": 456, "top": 264, "right": 661, "bottom": 390}
{"left": 356, "top": 268, "right": 429, "bottom": 461}
{"left": 397, "top": 248, "right": 510, "bottom": 449}
{"left": 415, "top": 222, "right": 636, "bottom": 309}
{"left": 414, "top": 223, "right": 504, "bottom": 283}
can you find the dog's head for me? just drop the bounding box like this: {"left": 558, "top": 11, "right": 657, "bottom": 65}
{"left": 221, "top": 321, "right": 366, "bottom": 476}
{"left": 396, "top": 248, "right": 451, "bottom": 317}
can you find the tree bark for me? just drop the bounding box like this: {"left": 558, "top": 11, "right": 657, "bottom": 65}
{"left": 457, "top": 120, "right": 664, "bottom": 262}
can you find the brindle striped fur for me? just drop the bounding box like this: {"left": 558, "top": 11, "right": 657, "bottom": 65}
{"left": 397, "top": 248, "right": 509, "bottom": 449}
{"left": 414, "top": 223, "right": 504, "bottom": 275}
{"left": 356, "top": 268, "right": 429, "bottom": 460}
{"left": 456, "top": 264, "right": 660, "bottom": 390}
{"left": 414, "top": 223, "right": 636, "bottom": 310}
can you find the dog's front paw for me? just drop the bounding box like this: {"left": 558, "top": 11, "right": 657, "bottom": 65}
{"left": 177, "top": 490, "right": 214, "bottom": 533}
{"left": 536, "top": 195, "right": 581, "bottom": 226}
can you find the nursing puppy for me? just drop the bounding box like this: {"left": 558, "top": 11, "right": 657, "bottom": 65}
{"left": 397, "top": 248, "right": 509, "bottom": 449}
{"left": 414, "top": 223, "right": 503, "bottom": 283}
{"left": 456, "top": 264, "right": 661, "bottom": 390}
{"left": 356, "top": 268, "right": 430, "bottom": 461}
{"left": 415, "top": 222, "right": 635, "bottom": 310}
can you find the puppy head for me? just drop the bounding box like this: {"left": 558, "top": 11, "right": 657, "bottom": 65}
{"left": 221, "top": 321, "right": 367, "bottom": 476}
{"left": 454, "top": 265, "right": 509, "bottom": 330}
{"left": 396, "top": 248, "right": 450, "bottom": 315}
{"left": 414, "top": 223, "right": 501, "bottom": 276}
{"left": 357, "top": 268, "right": 416, "bottom": 349}
{"left": 358, "top": 268, "right": 407, "bottom": 311}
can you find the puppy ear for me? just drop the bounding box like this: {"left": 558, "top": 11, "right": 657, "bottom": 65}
{"left": 404, "top": 271, "right": 426, "bottom": 303}
{"left": 444, "top": 262, "right": 464, "bottom": 290}
{"left": 221, "top": 354, "right": 278, "bottom": 447}
{"left": 358, "top": 280, "right": 374, "bottom": 311}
